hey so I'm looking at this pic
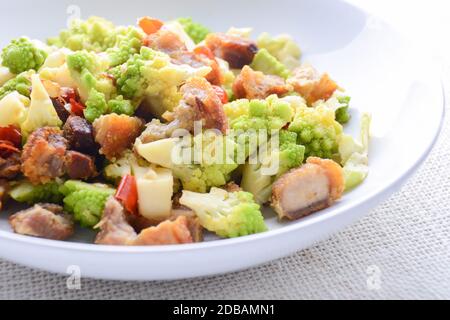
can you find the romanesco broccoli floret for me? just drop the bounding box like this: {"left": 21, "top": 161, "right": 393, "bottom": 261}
{"left": 256, "top": 33, "right": 302, "bottom": 70}
{"left": 106, "top": 26, "right": 144, "bottom": 67}
{"left": 0, "top": 70, "right": 33, "bottom": 100}
{"left": 250, "top": 48, "right": 290, "bottom": 79}
{"left": 335, "top": 96, "right": 351, "bottom": 124}
{"left": 225, "top": 95, "right": 296, "bottom": 132}
{"left": 107, "top": 95, "right": 135, "bottom": 116}
{"left": 288, "top": 104, "right": 343, "bottom": 159}
{"left": 60, "top": 180, "right": 115, "bottom": 228}
{"left": 48, "top": 17, "right": 118, "bottom": 52}
{"left": 180, "top": 187, "right": 267, "bottom": 238}
{"left": 241, "top": 130, "right": 305, "bottom": 203}
{"left": 103, "top": 150, "right": 148, "bottom": 184}
{"left": 84, "top": 88, "right": 108, "bottom": 122}
{"left": 177, "top": 17, "right": 210, "bottom": 44}
{"left": 171, "top": 133, "right": 240, "bottom": 193}
{"left": 9, "top": 180, "right": 64, "bottom": 204}
{"left": 66, "top": 50, "right": 115, "bottom": 103}
{"left": 2, "top": 38, "right": 47, "bottom": 74}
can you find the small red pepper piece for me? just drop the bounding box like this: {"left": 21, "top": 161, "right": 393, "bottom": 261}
{"left": 115, "top": 174, "right": 139, "bottom": 216}
{"left": 194, "top": 46, "right": 215, "bottom": 60}
{"left": 70, "top": 98, "right": 86, "bottom": 117}
{"left": 138, "top": 17, "right": 164, "bottom": 35}
{"left": 0, "top": 141, "right": 20, "bottom": 158}
{"left": 0, "top": 126, "right": 22, "bottom": 148}
{"left": 212, "top": 85, "right": 228, "bottom": 104}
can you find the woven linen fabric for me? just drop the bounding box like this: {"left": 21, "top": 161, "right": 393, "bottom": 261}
{"left": 1, "top": 74, "right": 449, "bottom": 301}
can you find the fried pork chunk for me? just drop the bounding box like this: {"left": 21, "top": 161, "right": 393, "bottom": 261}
{"left": 95, "top": 197, "right": 194, "bottom": 246}
{"left": 21, "top": 127, "right": 68, "bottom": 184}
{"left": 0, "top": 152, "right": 21, "bottom": 179}
{"left": 271, "top": 157, "right": 344, "bottom": 220}
{"left": 0, "top": 179, "right": 8, "bottom": 211}
{"left": 65, "top": 151, "right": 97, "bottom": 180}
{"left": 171, "top": 50, "right": 222, "bottom": 85}
{"left": 233, "top": 66, "right": 291, "bottom": 100}
{"left": 93, "top": 114, "right": 144, "bottom": 160}
{"left": 139, "top": 77, "right": 228, "bottom": 143}
{"left": 287, "top": 64, "right": 338, "bottom": 105}
{"left": 9, "top": 203, "right": 74, "bottom": 240}
{"left": 205, "top": 33, "right": 258, "bottom": 69}
{"left": 143, "top": 28, "right": 188, "bottom": 54}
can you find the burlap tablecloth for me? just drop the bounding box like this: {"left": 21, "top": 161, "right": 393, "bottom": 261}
{"left": 0, "top": 69, "right": 447, "bottom": 299}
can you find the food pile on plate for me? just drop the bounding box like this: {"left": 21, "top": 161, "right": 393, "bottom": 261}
{"left": 0, "top": 16, "right": 370, "bottom": 245}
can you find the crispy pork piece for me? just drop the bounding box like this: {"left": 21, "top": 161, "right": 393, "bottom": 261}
{"left": 95, "top": 197, "right": 137, "bottom": 245}
{"left": 93, "top": 114, "right": 144, "bottom": 160}
{"left": 232, "top": 66, "right": 291, "bottom": 100}
{"left": 271, "top": 157, "right": 344, "bottom": 220}
{"left": 51, "top": 97, "right": 71, "bottom": 123}
{"left": 223, "top": 182, "right": 242, "bottom": 193}
{"left": 95, "top": 197, "right": 194, "bottom": 246}
{"left": 21, "top": 127, "right": 68, "bottom": 184}
{"left": 180, "top": 77, "right": 228, "bottom": 133}
{"left": 63, "top": 116, "right": 97, "bottom": 154}
{"left": 287, "top": 64, "right": 338, "bottom": 105}
{"left": 9, "top": 203, "right": 74, "bottom": 240}
{"left": 170, "top": 208, "right": 203, "bottom": 243}
{"left": 0, "top": 179, "right": 8, "bottom": 211}
{"left": 132, "top": 216, "right": 193, "bottom": 246}
{"left": 65, "top": 151, "right": 97, "bottom": 180}
{"left": 171, "top": 51, "right": 222, "bottom": 85}
{"left": 0, "top": 152, "right": 21, "bottom": 179}
{"left": 138, "top": 77, "right": 228, "bottom": 143}
{"left": 143, "top": 28, "right": 187, "bottom": 54}
{"left": 205, "top": 33, "right": 258, "bottom": 69}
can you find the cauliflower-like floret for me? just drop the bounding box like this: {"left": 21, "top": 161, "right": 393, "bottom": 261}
{"left": 39, "top": 49, "right": 78, "bottom": 88}
{"left": 288, "top": 104, "right": 343, "bottom": 159}
{"left": 177, "top": 17, "right": 210, "bottom": 44}
{"left": 0, "top": 91, "right": 30, "bottom": 127}
{"left": 250, "top": 48, "right": 290, "bottom": 79}
{"left": 60, "top": 180, "right": 115, "bottom": 228}
{"left": 0, "top": 70, "right": 34, "bottom": 100}
{"left": 241, "top": 130, "right": 305, "bottom": 204}
{"left": 2, "top": 37, "right": 48, "bottom": 74}
{"left": 21, "top": 74, "right": 62, "bottom": 138}
{"left": 179, "top": 187, "right": 267, "bottom": 238}
{"left": 48, "top": 17, "right": 118, "bottom": 52}
{"left": 9, "top": 180, "right": 64, "bottom": 204}
{"left": 339, "top": 113, "right": 371, "bottom": 190}
{"left": 256, "top": 32, "right": 301, "bottom": 70}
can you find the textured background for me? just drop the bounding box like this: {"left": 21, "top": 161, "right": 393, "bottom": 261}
{"left": 1, "top": 0, "right": 449, "bottom": 299}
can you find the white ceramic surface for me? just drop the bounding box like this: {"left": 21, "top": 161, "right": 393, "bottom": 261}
{"left": 0, "top": 0, "right": 444, "bottom": 280}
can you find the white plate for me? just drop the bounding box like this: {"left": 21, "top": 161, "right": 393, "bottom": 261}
{"left": 0, "top": 0, "right": 444, "bottom": 280}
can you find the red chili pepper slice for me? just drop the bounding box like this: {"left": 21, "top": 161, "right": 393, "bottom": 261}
{"left": 0, "top": 126, "right": 22, "bottom": 148}
{"left": 115, "top": 174, "right": 138, "bottom": 216}
{"left": 0, "top": 141, "right": 20, "bottom": 158}
{"left": 70, "top": 98, "right": 86, "bottom": 117}
{"left": 212, "top": 85, "right": 228, "bottom": 104}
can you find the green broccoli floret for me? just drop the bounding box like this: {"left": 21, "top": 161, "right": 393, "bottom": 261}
{"left": 9, "top": 180, "right": 64, "bottom": 204}
{"left": 225, "top": 95, "right": 295, "bottom": 132}
{"left": 60, "top": 180, "right": 115, "bottom": 228}
{"left": 180, "top": 187, "right": 267, "bottom": 238}
{"left": 256, "top": 33, "right": 302, "bottom": 70}
{"left": 1, "top": 38, "right": 47, "bottom": 74}
{"left": 250, "top": 48, "right": 290, "bottom": 79}
{"left": 0, "top": 70, "right": 33, "bottom": 100}
{"left": 241, "top": 130, "right": 305, "bottom": 203}
{"left": 288, "top": 104, "right": 343, "bottom": 159}
{"left": 113, "top": 51, "right": 147, "bottom": 100}
{"left": 48, "top": 17, "right": 119, "bottom": 52}
{"left": 335, "top": 96, "right": 351, "bottom": 124}
{"left": 177, "top": 17, "right": 210, "bottom": 44}
{"left": 106, "top": 27, "right": 144, "bottom": 67}
{"left": 66, "top": 50, "right": 115, "bottom": 107}
{"left": 84, "top": 88, "right": 108, "bottom": 122}
{"left": 107, "top": 95, "right": 135, "bottom": 116}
